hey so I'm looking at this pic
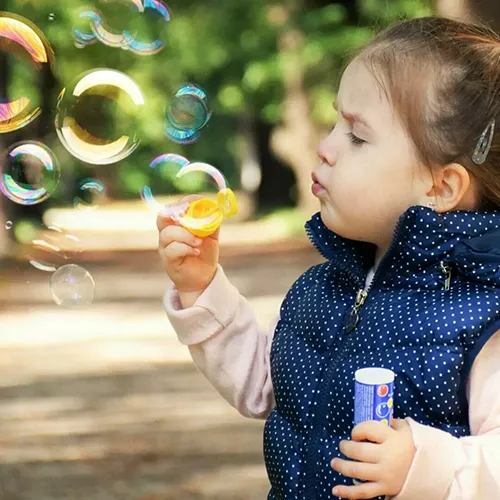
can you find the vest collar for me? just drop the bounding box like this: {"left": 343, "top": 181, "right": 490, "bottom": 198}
{"left": 305, "top": 205, "right": 500, "bottom": 290}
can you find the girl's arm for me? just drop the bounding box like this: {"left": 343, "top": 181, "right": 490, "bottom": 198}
{"left": 390, "top": 329, "right": 500, "bottom": 500}
{"left": 163, "top": 264, "right": 276, "bottom": 420}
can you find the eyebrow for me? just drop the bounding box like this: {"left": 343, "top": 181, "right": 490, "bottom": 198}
{"left": 333, "top": 101, "right": 373, "bottom": 131}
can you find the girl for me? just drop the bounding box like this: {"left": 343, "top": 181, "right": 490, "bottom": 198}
{"left": 158, "top": 16, "right": 500, "bottom": 500}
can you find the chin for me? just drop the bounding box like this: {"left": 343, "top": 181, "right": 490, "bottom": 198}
{"left": 319, "top": 208, "right": 370, "bottom": 242}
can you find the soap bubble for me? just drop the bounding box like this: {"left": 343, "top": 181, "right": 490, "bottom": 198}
{"left": 165, "top": 84, "right": 211, "bottom": 144}
{"left": 50, "top": 264, "right": 95, "bottom": 308}
{"left": 74, "top": 1, "right": 140, "bottom": 50}
{"left": 74, "top": 178, "right": 106, "bottom": 210}
{"left": 0, "top": 141, "right": 60, "bottom": 205}
{"left": 141, "top": 153, "right": 190, "bottom": 212}
{"left": 55, "top": 69, "right": 145, "bottom": 165}
{"left": 127, "top": 0, "right": 171, "bottom": 55}
{"left": 0, "top": 12, "right": 55, "bottom": 133}
{"left": 29, "top": 225, "right": 81, "bottom": 272}
{"left": 73, "top": 0, "right": 170, "bottom": 55}
{"left": 5, "top": 220, "right": 12, "bottom": 229}
{"left": 48, "top": 13, "right": 55, "bottom": 22}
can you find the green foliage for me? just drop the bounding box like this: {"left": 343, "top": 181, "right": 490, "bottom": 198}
{"left": 1, "top": 0, "right": 434, "bottom": 208}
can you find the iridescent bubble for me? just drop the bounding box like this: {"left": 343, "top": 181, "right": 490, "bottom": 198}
{"left": 127, "top": 0, "right": 171, "bottom": 55}
{"left": 55, "top": 69, "right": 145, "bottom": 165}
{"left": 141, "top": 153, "right": 190, "bottom": 212}
{"left": 0, "top": 12, "right": 55, "bottom": 133}
{"left": 73, "top": 0, "right": 142, "bottom": 50}
{"left": 48, "top": 13, "right": 55, "bottom": 22}
{"left": 0, "top": 141, "right": 60, "bottom": 206}
{"left": 5, "top": 220, "right": 12, "bottom": 229}
{"left": 50, "top": 264, "right": 95, "bottom": 308}
{"left": 74, "top": 178, "right": 106, "bottom": 210}
{"left": 73, "top": 0, "right": 170, "bottom": 55}
{"left": 165, "top": 84, "right": 211, "bottom": 144}
{"left": 28, "top": 225, "right": 81, "bottom": 272}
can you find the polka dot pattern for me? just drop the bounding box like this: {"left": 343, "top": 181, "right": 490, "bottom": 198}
{"left": 264, "top": 206, "right": 500, "bottom": 500}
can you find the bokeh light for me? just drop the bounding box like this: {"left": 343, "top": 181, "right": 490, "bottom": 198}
{"left": 55, "top": 69, "right": 145, "bottom": 165}
{"left": 0, "top": 141, "right": 60, "bottom": 206}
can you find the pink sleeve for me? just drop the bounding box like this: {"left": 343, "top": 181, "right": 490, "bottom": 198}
{"left": 390, "top": 329, "right": 500, "bottom": 500}
{"left": 163, "top": 264, "right": 277, "bottom": 420}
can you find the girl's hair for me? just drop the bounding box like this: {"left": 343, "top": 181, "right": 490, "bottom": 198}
{"left": 356, "top": 16, "right": 500, "bottom": 211}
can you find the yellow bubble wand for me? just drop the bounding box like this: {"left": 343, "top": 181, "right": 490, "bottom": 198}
{"left": 160, "top": 162, "right": 238, "bottom": 238}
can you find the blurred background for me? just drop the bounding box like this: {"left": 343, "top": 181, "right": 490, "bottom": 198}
{"left": 0, "top": 0, "right": 497, "bottom": 499}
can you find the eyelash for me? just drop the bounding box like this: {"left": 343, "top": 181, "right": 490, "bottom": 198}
{"left": 347, "top": 132, "right": 365, "bottom": 146}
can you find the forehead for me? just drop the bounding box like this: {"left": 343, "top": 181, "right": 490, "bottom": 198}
{"left": 337, "top": 60, "right": 395, "bottom": 125}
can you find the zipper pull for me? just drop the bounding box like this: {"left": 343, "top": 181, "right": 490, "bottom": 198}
{"left": 344, "top": 289, "right": 368, "bottom": 332}
{"left": 440, "top": 261, "right": 452, "bottom": 291}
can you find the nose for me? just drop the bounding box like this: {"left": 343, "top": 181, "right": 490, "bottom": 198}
{"left": 317, "top": 133, "right": 336, "bottom": 167}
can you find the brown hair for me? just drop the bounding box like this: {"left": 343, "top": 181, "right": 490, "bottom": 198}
{"left": 355, "top": 16, "right": 500, "bottom": 211}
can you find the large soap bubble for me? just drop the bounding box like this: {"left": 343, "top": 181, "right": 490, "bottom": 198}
{"left": 55, "top": 69, "right": 145, "bottom": 165}
{"left": 0, "top": 12, "right": 55, "bottom": 133}
{"left": 0, "top": 141, "right": 60, "bottom": 205}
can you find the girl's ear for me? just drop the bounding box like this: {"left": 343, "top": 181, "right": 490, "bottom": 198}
{"left": 425, "top": 163, "right": 477, "bottom": 212}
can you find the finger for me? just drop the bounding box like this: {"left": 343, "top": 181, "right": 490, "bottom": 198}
{"left": 338, "top": 439, "right": 380, "bottom": 464}
{"left": 391, "top": 417, "right": 407, "bottom": 430}
{"left": 332, "top": 481, "right": 383, "bottom": 499}
{"left": 159, "top": 225, "right": 202, "bottom": 249}
{"left": 330, "top": 458, "right": 380, "bottom": 482}
{"left": 163, "top": 241, "right": 200, "bottom": 260}
{"left": 351, "top": 421, "right": 392, "bottom": 443}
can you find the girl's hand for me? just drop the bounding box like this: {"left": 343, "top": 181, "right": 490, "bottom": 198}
{"left": 157, "top": 195, "right": 220, "bottom": 295}
{"left": 331, "top": 418, "right": 416, "bottom": 499}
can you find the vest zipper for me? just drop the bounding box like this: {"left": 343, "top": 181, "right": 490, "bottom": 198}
{"left": 345, "top": 289, "right": 368, "bottom": 333}
{"left": 440, "top": 261, "right": 452, "bottom": 291}
{"left": 302, "top": 219, "right": 405, "bottom": 497}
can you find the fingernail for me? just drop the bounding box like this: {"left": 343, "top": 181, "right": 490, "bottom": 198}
{"left": 332, "top": 487, "right": 339, "bottom": 496}
{"left": 194, "top": 248, "right": 200, "bottom": 255}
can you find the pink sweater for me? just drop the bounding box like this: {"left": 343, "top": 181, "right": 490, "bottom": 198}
{"left": 164, "top": 264, "right": 500, "bottom": 499}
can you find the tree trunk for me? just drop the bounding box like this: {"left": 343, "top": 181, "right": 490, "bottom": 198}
{"left": 269, "top": 2, "right": 321, "bottom": 218}
{"left": 437, "top": 0, "right": 500, "bottom": 32}
{"left": 436, "top": 0, "right": 471, "bottom": 20}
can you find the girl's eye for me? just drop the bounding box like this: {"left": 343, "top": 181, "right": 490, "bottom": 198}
{"left": 347, "top": 132, "right": 365, "bottom": 146}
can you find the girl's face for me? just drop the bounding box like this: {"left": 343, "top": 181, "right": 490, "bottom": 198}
{"left": 314, "top": 59, "right": 431, "bottom": 248}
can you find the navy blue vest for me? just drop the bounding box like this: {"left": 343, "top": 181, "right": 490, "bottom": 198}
{"left": 264, "top": 206, "right": 500, "bottom": 500}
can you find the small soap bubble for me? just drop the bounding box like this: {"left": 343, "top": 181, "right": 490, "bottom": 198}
{"left": 5, "top": 220, "right": 12, "bottom": 229}
{"left": 165, "top": 84, "right": 211, "bottom": 144}
{"left": 0, "top": 141, "right": 60, "bottom": 206}
{"left": 48, "top": 13, "right": 55, "bottom": 21}
{"left": 73, "top": 0, "right": 170, "bottom": 55}
{"left": 0, "top": 13, "right": 55, "bottom": 133}
{"left": 127, "top": 0, "right": 171, "bottom": 55}
{"left": 28, "top": 225, "right": 81, "bottom": 272}
{"left": 50, "top": 264, "right": 95, "bottom": 308}
{"left": 74, "top": 178, "right": 106, "bottom": 210}
{"left": 55, "top": 69, "right": 144, "bottom": 165}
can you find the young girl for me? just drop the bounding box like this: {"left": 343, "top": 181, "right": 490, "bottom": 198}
{"left": 158, "top": 16, "right": 500, "bottom": 500}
